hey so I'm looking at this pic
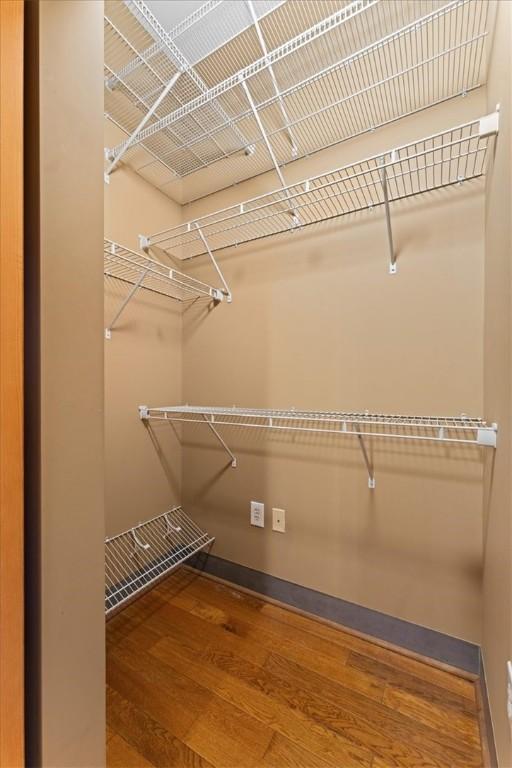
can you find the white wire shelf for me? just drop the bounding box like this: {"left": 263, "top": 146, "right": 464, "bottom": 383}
{"left": 104, "top": 0, "right": 495, "bottom": 202}
{"left": 139, "top": 405, "right": 498, "bottom": 488}
{"left": 141, "top": 111, "right": 499, "bottom": 272}
{"left": 105, "top": 506, "right": 214, "bottom": 617}
{"left": 104, "top": 238, "right": 228, "bottom": 337}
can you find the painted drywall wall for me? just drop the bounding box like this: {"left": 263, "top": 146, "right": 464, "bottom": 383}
{"left": 30, "top": 2, "right": 105, "bottom": 765}
{"left": 180, "top": 91, "right": 488, "bottom": 643}
{"left": 482, "top": 1, "right": 512, "bottom": 763}
{"left": 104, "top": 121, "right": 184, "bottom": 537}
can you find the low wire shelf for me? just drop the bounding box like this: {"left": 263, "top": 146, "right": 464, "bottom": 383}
{"left": 105, "top": 506, "right": 214, "bottom": 618}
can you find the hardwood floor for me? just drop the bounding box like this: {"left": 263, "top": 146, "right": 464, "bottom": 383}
{"left": 107, "top": 570, "right": 484, "bottom": 768}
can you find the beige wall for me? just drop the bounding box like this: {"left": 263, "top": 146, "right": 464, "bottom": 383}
{"left": 180, "top": 92, "right": 489, "bottom": 642}
{"left": 482, "top": 2, "right": 512, "bottom": 764}
{"left": 35, "top": 2, "right": 105, "bottom": 765}
{"left": 104, "top": 121, "right": 183, "bottom": 537}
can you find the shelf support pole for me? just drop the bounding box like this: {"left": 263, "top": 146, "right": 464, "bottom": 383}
{"left": 105, "top": 266, "right": 150, "bottom": 339}
{"left": 379, "top": 154, "right": 396, "bottom": 274}
{"left": 356, "top": 432, "right": 375, "bottom": 489}
{"left": 201, "top": 414, "right": 237, "bottom": 468}
{"left": 195, "top": 224, "right": 232, "bottom": 303}
{"left": 105, "top": 70, "right": 181, "bottom": 180}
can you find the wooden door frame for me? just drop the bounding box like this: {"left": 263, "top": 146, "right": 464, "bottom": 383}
{"left": 0, "top": 1, "right": 25, "bottom": 766}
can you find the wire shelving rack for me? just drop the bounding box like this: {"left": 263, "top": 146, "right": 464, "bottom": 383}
{"left": 140, "top": 111, "right": 499, "bottom": 273}
{"left": 104, "top": 0, "right": 496, "bottom": 202}
{"left": 139, "top": 405, "right": 498, "bottom": 488}
{"left": 104, "top": 238, "right": 229, "bottom": 338}
{"left": 105, "top": 506, "right": 214, "bottom": 617}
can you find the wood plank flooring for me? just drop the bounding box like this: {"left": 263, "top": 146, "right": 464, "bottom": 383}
{"left": 107, "top": 570, "right": 484, "bottom": 768}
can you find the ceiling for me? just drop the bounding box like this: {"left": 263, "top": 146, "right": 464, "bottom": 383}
{"left": 104, "top": 0, "right": 496, "bottom": 204}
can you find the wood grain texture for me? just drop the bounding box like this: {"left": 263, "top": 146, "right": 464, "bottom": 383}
{"left": 107, "top": 572, "right": 484, "bottom": 768}
{"left": 0, "top": 2, "right": 24, "bottom": 766}
{"left": 187, "top": 568, "right": 479, "bottom": 685}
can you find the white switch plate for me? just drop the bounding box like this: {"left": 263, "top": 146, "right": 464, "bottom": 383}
{"left": 250, "top": 501, "right": 264, "bottom": 528}
{"left": 272, "top": 507, "right": 285, "bottom": 533}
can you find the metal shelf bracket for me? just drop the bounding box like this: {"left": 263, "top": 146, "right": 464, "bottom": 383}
{"left": 356, "top": 433, "right": 376, "bottom": 489}
{"left": 139, "top": 405, "right": 237, "bottom": 467}
{"left": 106, "top": 259, "right": 150, "bottom": 339}
{"left": 380, "top": 152, "right": 397, "bottom": 274}
{"left": 195, "top": 224, "right": 232, "bottom": 303}
{"left": 201, "top": 413, "right": 237, "bottom": 468}
{"left": 105, "top": 70, "right": 181, "bottom": 179}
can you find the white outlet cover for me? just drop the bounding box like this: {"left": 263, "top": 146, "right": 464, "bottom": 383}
{"left": 251, "top": 501, "right": 264, "bottom": 528}
{"left": 272, "top": 507, "right": 285, "bottom": 533}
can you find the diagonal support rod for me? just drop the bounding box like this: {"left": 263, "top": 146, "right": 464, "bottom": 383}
{"left": 105, "top": 264, "right": 150, "bottom": 339}
{"left": 201, "top": 414, "right": 237, "bottom": 468}
{"left": 195, "top": 224, "right": 232, "bottom": 303}
{"left": 105, "top": 71, "right": 181, "bottom": 179}
{"left": 379, "top": 154, "right": 396, "bottom": 274}
{"left": 241, "top": 79, "right": 300, "bottom": 227}
{"left": 125, "top": 0, "right": 250, "bottom": 152}
{"left": 241, "top": 78, "right": 286, "bottom": 187}
{"left": 356, "top": 432, "right": 375, "bottom": 489}
{"left": 246, "top": 0, "right": 298, "bottom": 158}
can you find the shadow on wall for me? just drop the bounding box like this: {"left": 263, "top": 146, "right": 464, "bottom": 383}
{"left": 181, "top": 179, "right": 485, "bottom": 285}
{"left": 104, "top": 280, "right": 183, "bottom": 537}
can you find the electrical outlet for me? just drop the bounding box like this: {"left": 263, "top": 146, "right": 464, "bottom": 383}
{"left": 250, "top": 501, "right": 264, "bottom": 528}
{"left": 272, "top": 507, "right": 285, "bottom": 533}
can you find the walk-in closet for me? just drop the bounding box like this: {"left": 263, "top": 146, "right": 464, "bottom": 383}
{"left": 14, "top": 0, "right": 512, "bottom": 766}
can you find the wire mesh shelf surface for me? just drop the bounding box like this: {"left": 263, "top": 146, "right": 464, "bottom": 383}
{"left": 105, "top": 506, "right": 214, "bottom": 617}
{"left": 104, "top": 238, "right": 224, "bottom": 301}
{"left": 139, "top": 405, "right": 498, "bottom": 447}
{"left": 142, "top": 112, "right": 498, "bottom": 259}
{"left": 104, "top": 0, "right": 495, "bottom": 202}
